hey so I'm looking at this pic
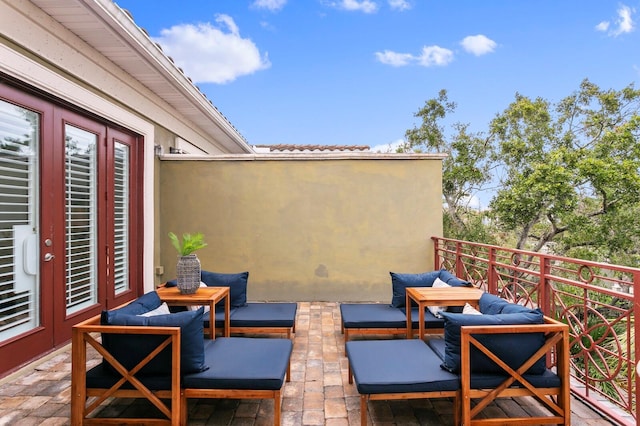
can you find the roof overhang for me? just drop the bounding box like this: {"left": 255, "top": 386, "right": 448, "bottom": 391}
{"left": 28, "top": 0, "right": 253, "bottom": 153}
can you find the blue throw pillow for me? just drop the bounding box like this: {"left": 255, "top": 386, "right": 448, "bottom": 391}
{"left": 166, "top": 270, "right": 249, "bottom": 308}
{"left": 437, "top": 269, "right": 471, "bottom": 288}
{"left": 390, "top": 270, "right": 440, "bottom": 308}
{"left": 102, "top": 306, "right": 207, "bottom": 375}
{"left": 200, "top": 270, "right": 248, "bottom": 307}
{"left": 440, "top": 308, "right": 546, "bottom": 375}
{"left": 478, "top": 292, "right": 511, "bottom": 315}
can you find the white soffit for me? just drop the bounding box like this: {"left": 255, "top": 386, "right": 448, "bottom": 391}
{"left": 27, "top": 0, "right": 253, "bottom": 154}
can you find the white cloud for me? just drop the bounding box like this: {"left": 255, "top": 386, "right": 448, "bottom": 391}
{"left": 375, "top": 45, "right": 454, "bottom": 67}
{"left": 252, "top": 0, "right": 287, "bottom": 11}
{"left": 417, "top": 45, "right": 454, "bottom": 66}
{"left": 325, "top": 0, "right": 379, "bottom": 13}
{"left": 460, "top": 34, "right": 497, "bottom": 56}
{"left": 597, "top": 5, "right": 636, "bottom": 36}
{"left": 375, "top": 50, "right": 414, "bottom": 66}
{"left": 153, "top": 14, "right": 270, "bottom": 84}
{"left": 371, "top": 139, "right": 406, "bottom": 153}
{"left": 388, "top": 0, "right": 411, "bottom": 11}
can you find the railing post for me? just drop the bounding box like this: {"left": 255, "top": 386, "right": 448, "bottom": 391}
{"left": 634, "top": 270, "right": 640, "bottom": 426}
{"left": 488, "top": 246, "right": 497, "bottom": 294}
{"left": 539, "top": 254, "right": 550, "bottom": 316}
{"left": 433, "top": 237, "right": 440, "bottom": 270}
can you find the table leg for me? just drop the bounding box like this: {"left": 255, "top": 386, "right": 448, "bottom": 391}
{"left": 418, "top": 302, "right": 425, "bottom": 341}
{"left": 224, "top": 293, "right": 230, "bottom": 337}
{"left": 406, "top": 292, "right": 412, "bottom": 339}
{"left": 209, "top": 301, "right": 216, "bottom": 339}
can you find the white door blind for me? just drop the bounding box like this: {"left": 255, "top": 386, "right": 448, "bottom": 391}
{"left": 0, "top": 99, "right": 39, "bottom": 340}
{"left": 65, "top": 125, "right": 97, "bottom": 314}
{"left": 113, "top": 141, "right": 129, "bottom": 295}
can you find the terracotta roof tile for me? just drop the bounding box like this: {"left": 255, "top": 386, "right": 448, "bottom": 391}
{"left": 254, "top": 144, "right": 370, "bottom": 153}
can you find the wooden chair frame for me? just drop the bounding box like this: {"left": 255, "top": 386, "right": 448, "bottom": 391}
{"left": 459, "top": 317, "right": 570, "bottom": 425}
{"left": 71, "top": 315, "right": 181, "bottom": 426}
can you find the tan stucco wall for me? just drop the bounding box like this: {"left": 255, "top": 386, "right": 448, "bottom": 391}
{"left": 157, "top": 154, "right": 444, "bottom": 302}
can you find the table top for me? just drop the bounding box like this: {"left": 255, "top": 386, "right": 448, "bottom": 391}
{"left": 156, "top": 285, "right": 229, "bottom": 302}
{"left": 406, "top": 286, "right": 484, "bottom": 305}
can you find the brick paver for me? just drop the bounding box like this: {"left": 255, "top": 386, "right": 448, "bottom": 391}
{"left": 0, "top": 302, "right": 618, "bottom": 425}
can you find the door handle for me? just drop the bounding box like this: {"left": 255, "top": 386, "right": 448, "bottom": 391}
{"left": 43, "top": 253, "right": 55, "bottom": 262}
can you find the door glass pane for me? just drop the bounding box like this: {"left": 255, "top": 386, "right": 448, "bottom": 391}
{"left": 0, "top": 99, "right": 39, "bottom": 341}
{"left": 65, "top": 124, "right": 97, "bottom": 314}
{"left": 113, "top": 141, "right": 129, "bottom": 295}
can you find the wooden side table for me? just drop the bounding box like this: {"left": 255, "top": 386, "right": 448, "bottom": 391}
{"left": 157, "top": 286, "right": 230, "bottom": 339}
{"left": 405, "top": 287, "right": 484, "bottom": 340}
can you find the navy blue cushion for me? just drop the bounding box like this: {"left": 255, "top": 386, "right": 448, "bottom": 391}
{"left": 105, "top": 290, "right": 163, "bottom": 316}
{"left": 390, "top": 270, "right": 440, "bottom": 308}
{"left": 201, "top": 270, "right": 248, "bottom": 308}
{"left": 230, "top": 303, "right": 297, "bottom": 327}
{"left": 165, "top": 270, "right": 249, "bottom": 308}
{"left": 346, "top": 340, "right": 459, "bottom": 394}
{"left": 440, "top": 308, "right": 546, "bottom": 375}
{"left": 470, "top": 368, "right": 561, "bottom": 389}
{"left": 478, "top": 292, "right": 511, "bottom": 315}
{"left": 403, "top": 307, "right": 446, "bottom": 329}
{"left": 183, "top": 337, "right": 292, "bottom": 390}
{"left": 102, "top": 305, "right": 207, "bottom": 375}
{"left": 204, "top": 307, "right": 237, "bottom": 328}
{"left": 340, "top": 303, "right": 407, "bottom": 329}
{"left": 390, "top": 270, "right": 471, "bottom": 309}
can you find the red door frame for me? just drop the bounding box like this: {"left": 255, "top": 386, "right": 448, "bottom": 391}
{"left": 0, "top": 81, "right": 144, "bottom": 372}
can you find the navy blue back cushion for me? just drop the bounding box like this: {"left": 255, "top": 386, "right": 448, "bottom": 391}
{"left": 440, "top": 308, "right": 546, "bottom": 375}
{"left": 201, "top": 270, "right": 248, "bottom": 307}
{"left": 390, "top": 270, "right": 471, "bottom": 309}
{"left": 166, "top": 270, "right": 248, "bottom": 308}
{"left": 390, "top": 270, "right": 440, "bottom": 308}
{"left": 101, "top": 296, "right": 207, "bottom": 375}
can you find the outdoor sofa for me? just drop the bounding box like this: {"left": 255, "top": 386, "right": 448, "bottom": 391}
{"left": 166, "top": 270, "right": 298, "bottom": 339}
{"left": 339, "top": 269, "right": 471, "bottom": 349}
{"left": 71, "top": 290, "right": 293, "bottom": 425}
{"left": 346, "top": 292, "right": 570, "bottom": 425}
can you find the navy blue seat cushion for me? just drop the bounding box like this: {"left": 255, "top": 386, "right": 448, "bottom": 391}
{"left": 470, "top": 368, "right": 561, "bottom": 389}
{"left": 405, "top": 307, "right": 446, "bottom": 329}
{"left": 426, "top": 337, "right": 446, "bottom": 361}
{"left": 203, "top": 307, "right": 237, "bottom": 328}
{"left": 440, "top": 308, "right": 546, "bottom": 375}
{"left": 340, "top": 303, "right": 407, "bottom": 328}
{"left": 101, "top": 295, "right": 207, "bottom": 375}
{"left": 230, "top": 303, "right": 297, "bottom": 327}
{"left": 346, "top": 340, "right": 459, "bottom": 394}
{"left": 183, "top": 337, "right": 292, "bottom": 390}
{"left": 390, "top": 269, "right": 471, "bottom": 309}
{"left": 165, "top": 270, "right": 249, "bottom": 308}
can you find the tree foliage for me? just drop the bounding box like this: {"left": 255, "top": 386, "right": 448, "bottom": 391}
{"left": 402, "top": 90, "right": 496, "bottom": 243}
{"left": 406, "top": 80, "right": 640, "bottom": 266}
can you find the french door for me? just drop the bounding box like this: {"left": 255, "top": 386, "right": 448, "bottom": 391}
{"left": 0, "top": 82, "right": 143, "bottom": 373}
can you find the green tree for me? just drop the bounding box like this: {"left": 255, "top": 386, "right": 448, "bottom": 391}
{"left": 489, "top": 79, "right": 640, "bottom": 262}
{"left": 402, "top": 90, "right": 496, "bottom": 243}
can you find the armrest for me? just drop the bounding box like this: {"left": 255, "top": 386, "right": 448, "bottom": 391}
{"left": 71, "top": 313, "right": 181, "bottom": 423}
{"left": 459, "top": 316, "right": 570, "bottom": 424}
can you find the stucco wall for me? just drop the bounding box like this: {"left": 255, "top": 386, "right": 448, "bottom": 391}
{"left": 157, "top": 154, "right": 444, "bottom": 302}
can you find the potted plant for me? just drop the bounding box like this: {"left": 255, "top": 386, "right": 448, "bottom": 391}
{"left": 169, "top": 231, "right": 208, "bottom": 294}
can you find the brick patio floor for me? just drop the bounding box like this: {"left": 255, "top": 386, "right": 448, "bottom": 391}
{"left": 0, "top": 302, "right": 617, "bottom": 425}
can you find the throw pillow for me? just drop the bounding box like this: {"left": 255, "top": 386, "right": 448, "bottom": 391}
{"left": 102, "top": 307, "right": 207, "bottom": 375}
{"left": 427, "top": 277, "right": 450, "bottom": 318}
{"left": 440, "top": 309, "right": 546, "bottom": 375}
{"left": 389, "top": 270, "right": 440, "bottom": 308}
{"left": 138, "top": 302, "right": 170, "bottom": 317}
{"left": 462, "top": 303, "right": 482, "bottom": 315}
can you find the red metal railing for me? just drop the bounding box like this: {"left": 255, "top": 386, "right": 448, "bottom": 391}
{"left": 433, "top": 237, "right": 639, "bottom": 426}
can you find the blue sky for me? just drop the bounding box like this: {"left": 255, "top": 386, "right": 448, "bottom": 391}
{"left": 115, "top": 0, "right": 639, "bottom": 153}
